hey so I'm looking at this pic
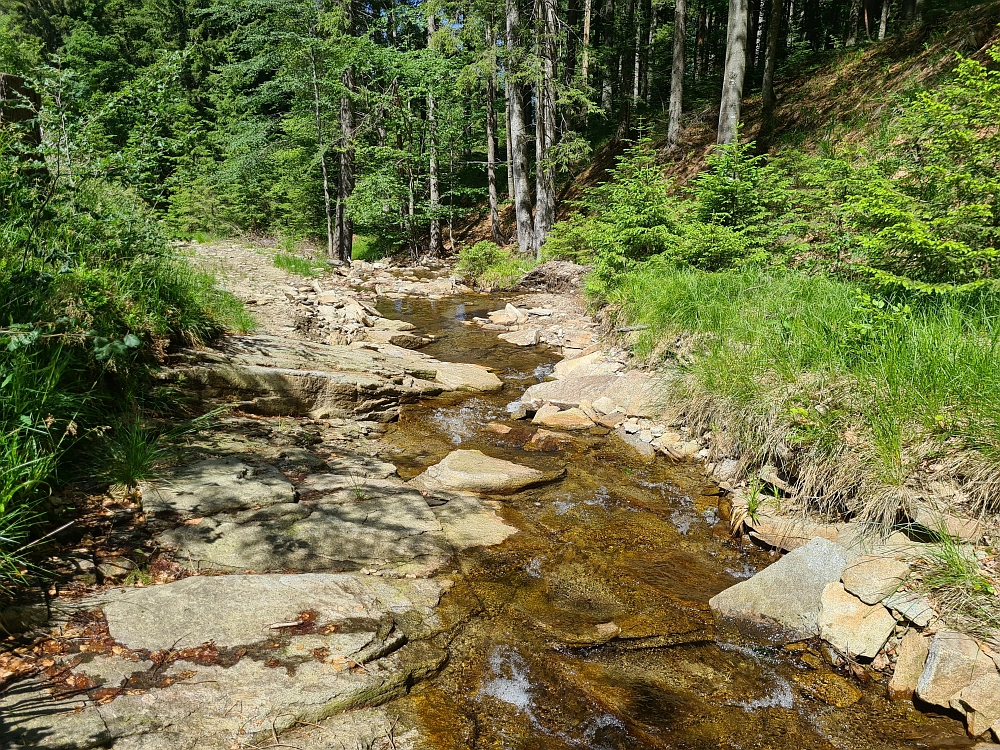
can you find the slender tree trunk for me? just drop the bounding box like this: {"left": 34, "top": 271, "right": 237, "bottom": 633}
{"left": 308, "top": 48, "right": 335, "bottom": 259}
{"left": 745, "top": 0, "right": 761, "bottom": 76}
{"left": 717, "top": 0, "right": 748, "bottom": 144}
{"left": 485, "top": 23, "right": 503, "bottom": 245}
{"left": 878, "top": 0, "right": 890, "bottom": 39}
{"left": 643, "top": 8, "right": 655, "bottom": 102}
{"left": 427, "top": 15, "right": 442, "bottom": 256}
{"left": 504, "top": 77, "right": 515, "bottom": 199}
{"left": 506, "top": 0, "right": 535, "bottom": 254}
{"left": 534, "top": 0, "right": 558, "bottom": 255}
{"left": 846, "top": 0, "right": 861, "bottom": 44}
{"left": 913, "top": 0, "right": 922, "bottom": 22}
{"left": 667, "top": 0, "right": 686, "bottom": 149}
{"left": 334, "top": 66, "right": 355, "bottom": 263}
{"left": 581, "top": 0, "right": 593, "bottom": 81}
{"left": 758, "top": 0, "right": 783, "bottom": 150}
{"left": 695, "top": 3, "right": 707, "bottom": 79}
{"left": 632, "top": 20, "right": 642, "bottom": 104}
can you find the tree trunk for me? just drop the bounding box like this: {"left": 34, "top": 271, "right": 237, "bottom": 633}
{"left": 505, "top": 77, "right": 515, "bottom": 199}
{"left": 427, "top": 14, "right": 442, "bottom": 256}
{"left": 695, "top": 3, "right": 707, "bottom": 80}
{"left": 667, "top": 0, "right": 686, "bottom": 150}
{"left": 758, "top": 0, "right": 783, "bottom": 150}
{"left": 846, "top": 0, "right": 861, "bottom": 44}
{"left": 717, "top": 0, "right": 748, "bottom": 144}
{"left": 878, "top": 0, "right": 890, "bottom": 39}
{"left": 485, "top": 23, "right": 504, "bottom": 245}
{"left": 335, "top": 66, "right": 355, "bottom": 263}
{"left": 506, "top": 0, "right": 535, "bottom": 254}
{"left": 308, "top": 48, "right": 336, "bottom": 259}
{"left": 581, "top": 0, "right": 593, "bottom": 82}
{"left": 534, "top": 0, "right": 558, "bottom": 255}
{"left": 745, "top": 0, "right": 761, "bottom": 76}
{"left": 914, "top": 0, "right": 922, "bottom": 22}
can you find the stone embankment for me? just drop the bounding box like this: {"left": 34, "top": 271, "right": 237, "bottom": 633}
{"left": 468, "top": 285, "right": 1000, "bottom": 745}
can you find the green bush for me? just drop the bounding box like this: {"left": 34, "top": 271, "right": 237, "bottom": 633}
{"left": 457, "top": 241, "right": 535, "bottom": 291}
{"left": 0, "top": 132, "right": 252, "bottom": 584}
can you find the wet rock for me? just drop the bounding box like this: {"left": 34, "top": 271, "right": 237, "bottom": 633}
{"left": 143, "top": 458, "right": 296, "bottom": 517}
{"left": 841, "top": 555, "right": 910, "bottom": 605}
{"left": 615, "top": 427, "right": 656, "bottom": 460}
{"left": 888, "top": 630, "right": 930, "bottom": 700}
{"left": 429, "top": 493, "right": 519, "bottom": 550}
{"left": 498, "top": 329, "right": 540, "bottom": 346}
{"left": 916, "top": 630, "right": 991, "bottom": 709}
{"left": 532, "top": 406, "right": 594, "bottom": 431}
{"left": 521, "top": 371, "right": 665, "bottom": 417}
{"left": 817, "top": 582, "right": 896, "bottom": 659}
{"left": 370, "top": 317, "right": 416, "bottom": 332}
{"left": 526, "top": 429, "right": 575, "bottom": 452}
{"left": 708, "top": 537, "right": 853, "bottom": 639}
{"left": 409, "top": 449, "right": 564, "bottom": 494}
{"left": 432, "top": 361, "right": 503, "bottom": 392}
{"left": 487, "top": 422, "right": 513, "bottom": 434}
{"left": 796, "top": 671, "right": 863, "bottom": 707}
{"left": 884, "top": 590, "right": 936, "bottom": 627}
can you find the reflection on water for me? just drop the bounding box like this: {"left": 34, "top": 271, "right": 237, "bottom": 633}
{"left": 375, "top": 295, "right": 972, "bottom": 750}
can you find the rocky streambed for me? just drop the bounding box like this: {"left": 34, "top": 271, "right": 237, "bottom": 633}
{"left": 0, "top": 245, "right": 983, "bottom": 749}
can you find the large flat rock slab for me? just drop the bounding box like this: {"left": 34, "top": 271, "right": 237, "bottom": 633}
{"left": 161, "top": 334, "right": 501, "bottom": 421}
{"left": 99, "top": 573, "right": 442, "bottom": 651}
{"left": 158, "top": 491, "right": 449, "bottom": 573}
{"left": 142, "top": 457, "right": 295, "bottom": 517}
{"left": 409, "top": 449, "right": 564, "bottom": 494}
{"left": 709, "top": 537, "right": 854, "bottom": 639}
{"left": 1, "top": 574, "right": 447, "bottom": 749}
{"left": 521, "top": 371, "right": 665, "bottom": 417}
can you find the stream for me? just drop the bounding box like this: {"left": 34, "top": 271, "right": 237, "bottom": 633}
{"left": 374, "top": 295, "right": 971, "bottom": 750}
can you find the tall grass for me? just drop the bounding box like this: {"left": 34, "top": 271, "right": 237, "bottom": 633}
{"left": 609, "top": 264, "right": 1000, "bottom": 519}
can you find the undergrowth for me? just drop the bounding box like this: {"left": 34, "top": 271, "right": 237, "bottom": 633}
{"left": 0, "top": 120, "right": 251, "bottom": 586}
{"left": 457, "top": 241, "right": 537, "bottom": 291}
{"left": 556, "top": 44, "right": 1000, "bottom": 536}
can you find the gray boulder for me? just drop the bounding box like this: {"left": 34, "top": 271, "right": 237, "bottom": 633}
{"left": 708, "top": 537, "right": 853, "bottom": 639}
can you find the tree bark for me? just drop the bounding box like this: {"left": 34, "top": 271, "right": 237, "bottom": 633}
{"left": 717, "top": 0, "right": 748, "bottom": 144}
{"left": 427, "top": 14, "right": 442, "bottom": 256}
{"left": 534, "top": 0, "right": 558, "bottom": 255}
{"left": 878, "top": 0, "right": 890, "bottom": 39}
{"left": 667, "top": 0, "right": 686, "bottom": 150}
{"left": 745, "top": 0, "right": 761, "bottom": 76}
{"left": 758, "top": 0, "right": 783, "bottom": 150}
{"left": 581, "top": 0, "right": 593, "bottom": 82}
{"left": 485, "top": 23, "right": 504, "bottom": 245}
{"left": 506, "top": 0, "right": 535, "bottom": 254}
{"left": 308, "top": 47, "right": 336, "bottom": 259}
{"left": 335, "top": 66, "right": 355, "bottom": 263}
{"left": 846, "top": 0, "right": 861, "bottom": 44}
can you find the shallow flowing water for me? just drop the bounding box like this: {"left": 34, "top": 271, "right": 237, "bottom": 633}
{"left": 377, "top": 296, "right": 971, "bottom": 750}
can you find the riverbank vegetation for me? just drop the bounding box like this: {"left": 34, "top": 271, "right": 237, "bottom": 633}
{"left": 555, "top": 42, "right": 1000, "bottom": 533}
{"left": 0, "top": 75, "right": 250, "bottom": 582}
